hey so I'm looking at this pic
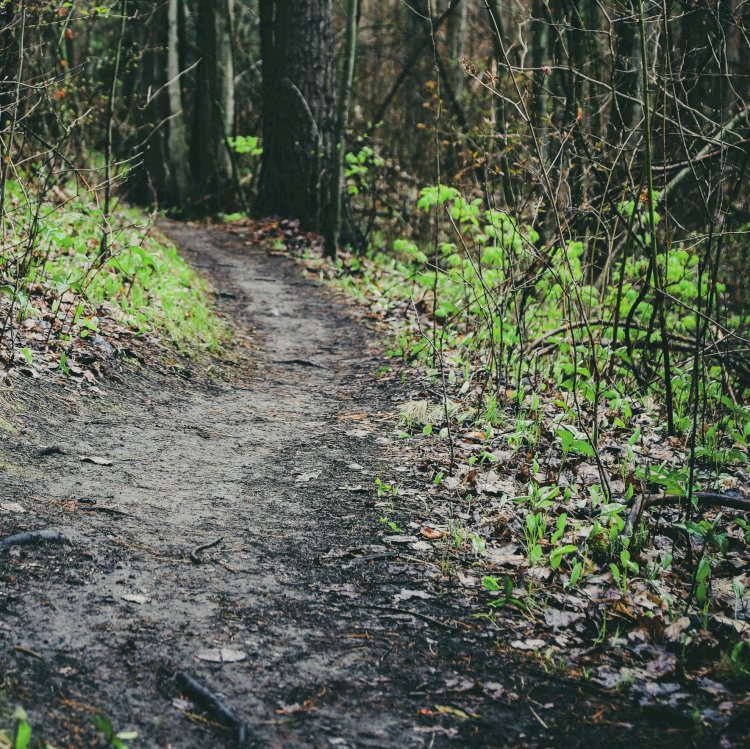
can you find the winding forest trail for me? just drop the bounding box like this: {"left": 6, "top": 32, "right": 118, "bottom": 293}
{"left": 1, "top": 225, "right": 683, "bottom": 748}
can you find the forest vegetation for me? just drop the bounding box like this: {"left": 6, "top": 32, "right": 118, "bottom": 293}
{"left": 1, "top": 0, "right": 750, "bottom": 744}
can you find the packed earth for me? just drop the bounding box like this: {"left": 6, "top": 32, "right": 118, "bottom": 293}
{"left": 1, "top": 224, "right": 747, "bottom": 748}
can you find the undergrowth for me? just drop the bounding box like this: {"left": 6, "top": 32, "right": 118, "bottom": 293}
{"left": 0, "top": 182, "right": 227, "bottom": 370}
{"left": 278, "top": 178, "right": 750, "bottom": 676}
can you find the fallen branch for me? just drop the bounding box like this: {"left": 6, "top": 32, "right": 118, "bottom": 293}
{"left": 342, "top": 552, "right": 398, "bottom": 568}
{"left": 190, "top": 536, "right": 224, "bottom": 564}
{"left": 0, "top": 529, "right": 71, "bottom": 550}
{"left": 176, "top": 672, "right": 249, "bottom": 747}
{"left": 625, "top": 492, "right": 750, "bottom": 536}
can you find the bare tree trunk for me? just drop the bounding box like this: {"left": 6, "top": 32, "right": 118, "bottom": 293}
{"left": 446, "top": 0, "right": 467, "bottom": 95}
{"left": 167, "top": 0, "right": 189, "bottom": 203}
{"left": 486, "top": 0, "right": 516, "bottom": 208}
{"left": 256, "top": 0, "right": 337, "bottom": 232}
{"left": 192, "top": 0, "right": 234, "bottom": 211}
{"left": 323, "top": 0, "right": 359, "bottom": 257}
{"left": 219, "top": 0, "right": 235, "bottom": 171}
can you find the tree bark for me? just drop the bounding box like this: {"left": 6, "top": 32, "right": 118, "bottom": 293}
{"left": 166, "top": 0, "right": 189, "bottom": 204}
{"left": 192, "top": 0, "right": 234, "bottom": 211}
{"left": 323, "top": 0, "right": 359, "bottom": 257}
{"left": 256, "top": 0, "right": 337, "bottom": 232}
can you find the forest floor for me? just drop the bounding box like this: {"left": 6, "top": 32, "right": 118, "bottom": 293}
{"left": 0, "top": 223, "right": 743, "bottom": 748}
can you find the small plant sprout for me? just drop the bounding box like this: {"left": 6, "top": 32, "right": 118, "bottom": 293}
{"left": 610, "top": 546, "right": 639, "bottom": 595}
{"left": 93, "top": 715, "right": 138, "bottom": 749}
{"left": 481, "top": 575, "right": 527, "bottom": 611}
{"left": 379, "top": 516, "right": 405, "bottom": 534}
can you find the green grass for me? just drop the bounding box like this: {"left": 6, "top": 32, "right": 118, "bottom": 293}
{"left": 1, "top": 183, "right": 228, "bottom": 359}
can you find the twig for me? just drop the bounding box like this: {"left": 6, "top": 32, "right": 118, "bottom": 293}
{"left": 528, "top": 704, "right": 550, "bottom": 730}
{"left": 78, "top": 506, "right": 129, "bottom": 517}
{"left": 625, "top": 492, "right": 750, "bottom": 536}
{"left": 215, "top": 559, "right": 239, "bottom": 574}
{"left": 13, "top": 645, "right": 43, "bottom": 659}
{"left": 342, "top": 552, "right": 398, "bottom": 568}
{"left": 357, "top": 604, "right": 458, "bottom": 630}
{"left": 0, "top": 529, "right": 71, "bottom": 550}
{"left": 176, "top": 672, "right": 249, "bottom": 747}
{"left": 190, "top": 536, "right": 224, "bottom": 564}
{"left": 273, "top": 358, "right": 324, "bottom": 368}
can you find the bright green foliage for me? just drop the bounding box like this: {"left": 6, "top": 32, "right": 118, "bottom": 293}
{"left": 228, "top": 135, "right": 262, "bottom": 156}
{"left": 328, "top": 181, "right": 750, "bottom": 620}
{"left": 337, "top": 184, "right": 750, "bottom": 459}
{"left": 0, "top": 184, "right": 227, "bottom": 357}
{"left": 345, "top": 143, "right": 385, "bottom": 196}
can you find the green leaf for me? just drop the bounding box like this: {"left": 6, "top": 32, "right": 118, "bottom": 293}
{"left": 568, "top": 561, "right": 583, "bottom": 588}
{"left": 481, "top": 576, "right": 500, "bottom": 592}
{"left": 93, "top": 715, "right": 114, "bottom": 740}
{"left": 14, "top": 719, "right": 31, "bottom": 749}
{"left": 696, "top": 557, "right": 711, "bottom": 583}
{"left": 550, "top": 544, "right": 578, "bottom": 570}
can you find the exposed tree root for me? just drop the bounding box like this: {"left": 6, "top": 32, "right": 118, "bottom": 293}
{"left": 176, "top": 671, "right": 249, "bottom": 747}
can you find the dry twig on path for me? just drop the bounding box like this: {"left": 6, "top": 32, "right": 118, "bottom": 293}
{"left": 190, "top": 536, "right": 224, "bottom": 564}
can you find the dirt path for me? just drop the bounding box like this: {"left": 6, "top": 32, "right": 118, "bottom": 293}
{"left": 1, "top": 225, "right": 697, "bottom": 748}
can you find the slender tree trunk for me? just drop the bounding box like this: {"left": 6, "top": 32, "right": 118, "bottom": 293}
{"left": 256, "top": 0, "right": 337, "bottom": 232}
{"left": 323, "top": 0, "right": 359, "bottom": 257}
{"left": 486, "top": 0, "right": 516, "bottom": 208}
{"left": 192, "top": 0, "right": 234, "bottom": 211}
{"left": 166, "top": 0, "right": 189, "bottom": 203}
{"left": 218, "top": 0, "right": 235, "bottom": 170}
{"left": 610, "top": 2, "right": 642, "bottom": 149}
{"left": 402, "top": 0, "right": 430, "bottom": 174}
{"left": 139, "top": 1, "right": 170, "bottom": 205}
{"left": 446, "top": 0, "right": 467, "bottom": 95}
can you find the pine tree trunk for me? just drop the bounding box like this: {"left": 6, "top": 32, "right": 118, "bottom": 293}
{"left": 256, "top": 0, "right": 337, "bottom": 232}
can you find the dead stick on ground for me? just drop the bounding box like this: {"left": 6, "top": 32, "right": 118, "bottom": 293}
{"left": 215, "top": 559, "right": 239, "bottom": 574}
{"left": 79, "top": 506, "right": 129, "bottom": 517}
{"left": 14, "top": 645, "right": 43, "bottom": 660}
{"left": 176, "top": 672, "right": 249, "bottom": 747}
{"left": 625, "top": 491, "right": 750, "bottom": 537}
{"left": 190, "top": 536, "right": 224, "bottom": 564}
